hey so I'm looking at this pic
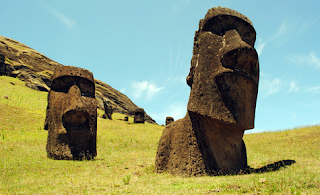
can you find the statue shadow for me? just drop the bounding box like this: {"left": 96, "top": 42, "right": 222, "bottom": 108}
{"left": 244, "top": 159, "right": 296, "bottom": 174}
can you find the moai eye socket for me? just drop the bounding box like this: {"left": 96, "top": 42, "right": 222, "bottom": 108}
{"left": 78, "top": 78, "right": 95, "bottom": 98}
{"left": 51, "top": 76, "right": 95, "bottom": 98}
{"left": 202, "top": 15, "right": 256, "bottom": 46}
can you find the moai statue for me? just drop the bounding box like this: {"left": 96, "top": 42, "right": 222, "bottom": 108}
{"left": 44, "top": 66, "right": 97, "bottom": 160}
{"left": 0, "top": 54, "right": 6, "bottom": 76}
{"left": 155, "top": 7, "right": 259, "bottom": 176}
{"left": 134, "top": 108, "right": 145, "bottom": 123}
{"left": 102, "top": 100, "right": 113, "bottom": 120}
{"left": 124, "top": 116, "right": 129, "bottom": 121}
{"left": 165, "top": 117, "right": 174, "bottom": 126}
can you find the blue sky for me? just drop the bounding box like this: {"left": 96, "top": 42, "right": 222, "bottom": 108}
{"left": 1, "top": 0, "right": 320, "bottom": 132}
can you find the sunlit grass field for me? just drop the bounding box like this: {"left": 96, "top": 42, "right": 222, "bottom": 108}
{"left": 0, "top": 76, "right": 319, "bottom": 194}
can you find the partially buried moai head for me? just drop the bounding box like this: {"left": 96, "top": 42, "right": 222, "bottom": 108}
{"left": 102, "top": 100, "right": 113, "bottom": 120}
{"left": 165, "top": 117, "right": 174, "bottom": 126}
{"left": 134, "top": 108, "right": 145, "bottom": 123}
{"left": 44, "top": 66, "right": 97, "bottom": 160}
{"left": 186, "top": 6, "right": 259, "bottom": 130}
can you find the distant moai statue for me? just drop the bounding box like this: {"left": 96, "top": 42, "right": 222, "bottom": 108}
{"left": 44, "top": 66, "right": 97, "bottom": 160}
{"left": 155, "top": 7, "right": 259, "bottom": 176}
{"left": 102, "top": 100, "right": 113, "bottom": 120}
{"left": 124, "top": 116, "right": 128, "bottom": 121}
{"left": 134, "top": 108, "right": 145, "bottom": 123}
{"left": 0, "top": 54, "right": 6, "bottom": 75}
{"left": 165, "top": 117, "right": 174, "bottom": 126}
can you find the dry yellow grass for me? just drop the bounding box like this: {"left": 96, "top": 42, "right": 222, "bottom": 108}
{"left": 0, "top": 75, "right": 319, "bottom": 194}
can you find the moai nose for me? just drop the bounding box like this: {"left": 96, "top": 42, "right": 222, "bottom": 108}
{"left": 68, "top": 85, "right": 83, "bottom": 106}
{"left": 63, "top": 84, "right": 90, "bottom": 132}
{"left": 224, "top": 29, "right": 246, "bottom": 48}
{"left": 221, "top": 30, "right": 259, "bottom": 78}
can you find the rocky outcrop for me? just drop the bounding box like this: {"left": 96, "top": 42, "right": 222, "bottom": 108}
{"left": 155, "top": 6, "right": 259, "bottom": 176}
{"left": 0, "top": 35, "right": 157, "bottom": 124}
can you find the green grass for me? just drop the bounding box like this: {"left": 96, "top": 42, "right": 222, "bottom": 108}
{"left": 0, "top": 75, "right": 319, "bottom": 194}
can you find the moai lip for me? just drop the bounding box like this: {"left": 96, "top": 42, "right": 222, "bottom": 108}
{"left": 44, "top": 66, "right": 97, "bottom": 160}
{"left": 155, "top": 6, "right": 259, "bottom": 176}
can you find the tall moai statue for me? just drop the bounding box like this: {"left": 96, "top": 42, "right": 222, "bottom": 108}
{"left": 44, "top": 66, "right": 97, "bottom": 160}
{"left": 155, "top": 6, "right": 259, "bottom": 176}
{"left": 134, "top": 108, "right": 145, "bottom": 123}
{"left": 165, "top": 117, "right": 174, "bottom": 126}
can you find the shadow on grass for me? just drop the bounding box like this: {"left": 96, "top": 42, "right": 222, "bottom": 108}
{"left": 246, "top": 159, "right": 296, "bottom": 174}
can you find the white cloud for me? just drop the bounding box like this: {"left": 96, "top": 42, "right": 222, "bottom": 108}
{"left": 146, "top": 83, "right": 164, "bottom": 100}
{"left": 289, "top": 81, "right": 299, "bottom": 92}
{"left": 172, "top": 0, "right": 192, "bottom": 11}
{"left": 259, "top": 77, "right": 283, "bottom": 98}
{"left": 44, "top": 5, "right": 76, "bottom": 30}
{"left": 130, "top": 81, "right": 164, "bottom": 100}
{"left": 288, "top": 51, "right": 320, "bottom": 68}
{"left": 259, "top": 16, "right": 319, "bottom": 50}
{"left": 149, "top": 103, "right": 187, "bottom": 125}
{"left": 256, "top": 41, "right": 266, "bottom": 56}
{"left": 273, "top": 21, "right": 291, "bottom": 40}
{"left": 308, "top": 86, "right": 320, "bottom": 94}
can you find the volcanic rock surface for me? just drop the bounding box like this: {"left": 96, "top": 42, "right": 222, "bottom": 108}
{"left": 155, "top": 6, "right": 259, "bottom": 176}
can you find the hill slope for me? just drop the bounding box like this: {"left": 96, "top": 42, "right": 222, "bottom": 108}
{"left": 0, "top": 75, "right": 319, "bottom": 194}
{"left": 0, "top": 35, "right": 156, "bottom": 124}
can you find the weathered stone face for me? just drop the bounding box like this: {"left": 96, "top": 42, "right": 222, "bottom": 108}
{"left": 134, "top": 108, "right": 145, "bottom": 123}
{"left": 186, "top": 6, "right": 259, "bottom": 130}
{"left": 44, "top": 66, "right": 97, "bottom": 160}
{"left": 155, "top": 7, "right": 259, "bottom": 176}
{"left": 102, "top": 100, "right": 113, "bottom": 120}
{"left": 165, "top": 117, "right": 174, "bottom": 126}
{"left": 0, "top": 54, "right": 6, "bottom": 76}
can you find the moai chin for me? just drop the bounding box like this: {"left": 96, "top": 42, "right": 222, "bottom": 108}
{"left": 44, "top": 66, "right": 97, "bottom": 160}
{"left": 155, "top": 6, "right": 259, "bottom": 176}
{"left": 134, "top": 108, "right": 145, "bottom": 123}
{"left": 165, "top": 117, "right": 174, "bottom": 126}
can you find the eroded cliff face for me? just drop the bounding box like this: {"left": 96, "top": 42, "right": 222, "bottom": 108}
{"left": 0, "top": 35, "right": 156, "bottom": 124}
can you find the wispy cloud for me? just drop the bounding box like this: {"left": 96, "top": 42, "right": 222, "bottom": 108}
{"left": 172, "top": 0, "right": 192, "bottom": 12}
{"left": 259, "top": 78, "right": 282, "bottom": 97}
{"left": 256, "top": 38, "right": 266, "bottom": 56}
{"left": 39, "top": 2, "right": 77, "bottom": 30}
{"left": 257, "top": 16, "right": 320, "bottom": 55}
{"left": 273, "top": 20, "right": 292, "bottom": 41}
{"left": 308, "top": 86, "right": 320, "bottom": 94}
{"left": 289, "top": 81, "right": 299, "bottom": 92}
{"left": 288, "top": 51, "right": 320, "bottom": 68}
{"left": 47, "top": 7, "right": 76, "bottom": 29}
{"left": 259, "top": 74, "right": 287, "bottom": 98}
{"left": 130, "top": 81, "right": 165, "bottom": 101}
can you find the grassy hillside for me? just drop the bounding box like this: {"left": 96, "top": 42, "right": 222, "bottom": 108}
{"left": 0, "top": 75, "right": 319, "bottom": 194}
